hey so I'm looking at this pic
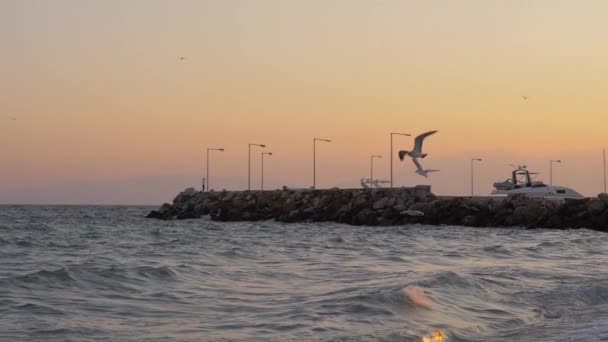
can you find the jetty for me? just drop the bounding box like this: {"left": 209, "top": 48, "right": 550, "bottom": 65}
{"left": 147, "top": 186, "right": 608, "bottom": 232}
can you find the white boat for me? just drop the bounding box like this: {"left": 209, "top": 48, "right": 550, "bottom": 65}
{"left": 491, "top": 165, "right": 583, "bottom": 199}
{"left": 360, "top": 178, "right": 390, "bottom": 189}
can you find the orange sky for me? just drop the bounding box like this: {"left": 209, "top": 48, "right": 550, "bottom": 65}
{"left": 1, "top": 1, "right": 607, "bottom": 204}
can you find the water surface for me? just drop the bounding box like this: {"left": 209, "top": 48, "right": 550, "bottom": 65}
{"left": 1, "top": 206, "right": 607, "bottom": 341}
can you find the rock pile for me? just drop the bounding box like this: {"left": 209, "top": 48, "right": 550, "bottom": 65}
{"left": 146, "top": 186, "right": 608, "bottom": 232}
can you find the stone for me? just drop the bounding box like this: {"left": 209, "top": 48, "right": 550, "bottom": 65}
{"left": 373, "top": 197, "right": 389, "bottom": 210}
{"left": 461, "top": 215, "right": 477, "bottom": 227}
{"left": 408, "top": 202, "right": 430, "bottom": 213}
{"left": 194, "top": 203, "right": 208, "bottom": 216}
{"left": 393, "top": 204, "right": 407, "bottom": 212}
{"left": 352, "top": 195, "right": 368, "bottom": 208}
{"left": 598, "top": 193, "right": 608, "bottom": 206}
{"left": 177, "top": 210, "right": 198, "bottom": 220}
{"left": 159, "top": 203, "right": 171, "bottom": 213}
{"left": 173, "top": 187, "right": 197, "bottom": 204}
{"left": 356, "top": 209, "right": 377, "bottom": 226}
{"left": 223, "top": 192, "right": 236, "bottom": 201}
{"left": 146, "top": 210, "right": 162, "bottom": 219}
{"left": 319, "top": 194, "right": 333, "bottom": 208}
{"left": 512, "top": 203, "right": 550, "bottom": 227}
{"left": 414, "top": 185, "right": 431, "bottom": 201}
{"left": 588, "top": 198, "right": 607, "bottom": 215}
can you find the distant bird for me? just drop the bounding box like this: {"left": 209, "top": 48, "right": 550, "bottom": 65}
{"left": 522, "top": 96, "right": 528, "bottom": 100}
{"left": 398, "top": 130, "right": 438, "bottom": 160}
{"left": 411, "top": 158, "right": 439, "bottom": 178}
{"left": 178, "top": 56, "right": 186, "bottom": 61}
{"left": 8, "top": 116, "right": 16, "bottom": 121}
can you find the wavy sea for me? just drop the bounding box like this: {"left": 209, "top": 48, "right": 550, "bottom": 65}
{"left": 1, "top": 206, "right": 607, "bottom": 342}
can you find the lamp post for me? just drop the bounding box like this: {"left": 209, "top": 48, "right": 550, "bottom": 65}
{"left": 313, "top": 138, "right": 331, "bottom": 189}
{"left": 549, "top": 159, "right": 562, "bottom": 186}
{"left": 261, "top": 152, "right": 272, "bottom": 191}
{"left": 248, "top": 144, "right": 266, "bottom": 190}
{"left": 470, "top": 158, "right": 482, "bottom": 196}
{"left": 370, "top": 154, "right": 382, "bottom": 188}
{"left": 390, "top": 132, "right": 411, "bottom": 188}
{"left": 604, "top": 149, "right": 606, "bottom": 193}
{"left": 206, "top": 148, "right": 224, "bottom": 192}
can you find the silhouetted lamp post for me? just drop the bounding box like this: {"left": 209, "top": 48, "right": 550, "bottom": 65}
{"left": 603, "top": 149, "right": 606, "bottom": 193}
{"left": 371, "top": 155, "right": 382, "bottom": 188}
{"left": 248, "top": 144, "right": 266, "bottom": 190}
{"left": 206, "top": 148, "right": 224, "bottom": 192}
{"left": 390, "top": 132, "right": 411, "bottom": 188}
{"left": 313, "top": 138, "right": 331, "bottom": 189}
{"left": 549, "top": 159, "right": 561, "bottom": 186}
{"left": 470, "top": 158, "right": 482, "bottom": 196}
{"left": 261, "top": 152, "right": 272, "bottom": 191}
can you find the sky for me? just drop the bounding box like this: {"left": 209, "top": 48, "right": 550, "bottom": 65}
{"left": 1, "top": 0, "right": 607, "bottom": 204}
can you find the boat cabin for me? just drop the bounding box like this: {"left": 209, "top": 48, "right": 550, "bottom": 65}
{"left": 493, "top": 167, "right": 547, "bottom": 191}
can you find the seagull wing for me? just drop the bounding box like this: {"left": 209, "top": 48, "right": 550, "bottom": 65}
{"left": 411, "top": 157, "right": 424, "bottom": 172}
{"left": 413, "top": 130, "right": 438, "bottom": 154}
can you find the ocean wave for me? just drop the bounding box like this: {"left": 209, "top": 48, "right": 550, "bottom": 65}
{"left": 134, "top": 265, "right": 178, "bottom": 280}
{"left": 3, "top": 267, "right": 76, "bottom": 288}
{"left": 13, "top": 303, "right": 65, "bottom": 315}
{"left": 0, "top": 206, "right": 606, "bottom": 342}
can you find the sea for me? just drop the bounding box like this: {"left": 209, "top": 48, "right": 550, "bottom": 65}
{"left": 0, "top": 206, "right": 607, "bottom": 342}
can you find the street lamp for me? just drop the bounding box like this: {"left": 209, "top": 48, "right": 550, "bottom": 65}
{"left": 470, "top": 158, "right": 483, "bottom": 196}
{"left": 248, "top": 144, "right": 266, "bottom": 190}
{"left": 261, "top": 152, "right": 272, "bottom": 191}
{"left": 313, "top": 138, "right": 331, "bottom": 189}
{"left": 549, "top": 159, "right": 562, "bottom": 186}
{"left": 206, "top": 148, "right": 224, "bottom": 192}
{"left": 370, "top": 155, "right": 382, "bottom": 189}
{"left": 604, "top": 149, "right": 606, "bottom": 193}
{"left": 390, "top": 132, "right": 411, "bottom": 188}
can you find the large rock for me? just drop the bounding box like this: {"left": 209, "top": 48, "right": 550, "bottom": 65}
{"left": 356, "top": 209, "right": 377, "bottom": 226}
{"left": 414, "top": 185, "right": 432, "bottom": 201}
{"left": 173, "top": 187, "right": 197, "bottom": 204}
{"left": 588, "top": 198, "right": 607, "bottom": 215}
{"left": 598, "top": 193, "right": 608, "bottom": 206}
{"left": 373, "top": 197, "right": 389, "bottom": 210}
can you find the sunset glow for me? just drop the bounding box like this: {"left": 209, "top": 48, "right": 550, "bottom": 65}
{"left": 2, "top": 1, "right": 607, "bottom": 204}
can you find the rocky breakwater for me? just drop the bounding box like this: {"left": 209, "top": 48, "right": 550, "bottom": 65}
{"left": 146, "top": 186, "right": 608, "bottom": 232}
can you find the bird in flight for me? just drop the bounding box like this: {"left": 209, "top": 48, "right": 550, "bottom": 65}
{"left": 398, "top": 130, "right": 438, "bottom": 160}
{"left": 8, "top": 116, "right": 16, "bottom": 121}
{"left": 178, "top": 56, "right": 186, "bottom": 61}
{"left": 522, "top": 96, "right": 528, "bottom": 100}
{"left": 411, "top": 158, "right": 439, "bottom": 178}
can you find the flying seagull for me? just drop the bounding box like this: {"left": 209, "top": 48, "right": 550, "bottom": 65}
{"left": 411, "top": 157, "right": 439, "bottom": 178}
{"left": 398, "top": 130, "right": 438, "bottom": 160}
{"left": 522, "top": 96, "right": 528, "bottom": 100}
{"left": 178, "top": 56, "right": 186, "bottom": 61}
{"left": 8, "top": 116, "right": 16, "bottom": 121}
